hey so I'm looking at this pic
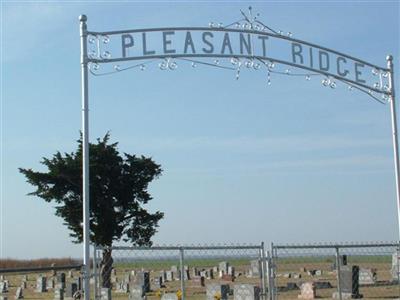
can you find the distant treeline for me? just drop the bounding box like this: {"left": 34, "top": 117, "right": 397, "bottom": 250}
{"left": 0, "top": 258, "right": 81, "bottom": 269}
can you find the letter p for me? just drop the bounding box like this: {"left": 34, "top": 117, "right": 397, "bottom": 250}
{"left": 122, "top": 34, "right": 134, "bottom": 58}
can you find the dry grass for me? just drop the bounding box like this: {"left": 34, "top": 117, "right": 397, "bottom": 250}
{"left": 0, "top": 258, "right": 81, "bottom": 269}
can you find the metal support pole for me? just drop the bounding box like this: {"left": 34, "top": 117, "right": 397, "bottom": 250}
{"left": 335, "top": 247, "right": 342, "bottom": 300}
{"left": 93, "top": 246, "right": 98, "bottom": 300}
{"left": 269, "top": 243, "right": 275, "bottom": 300}
{"left": 260, "top": 242, "right": 267, "bottom": 300}
{"left": 80, "top": 14, "right": 90, "bottom": 300}
{"left": 179, "top": 247, "right": 185, "bottom": 300}
{"left": 387, "top": 55, "right": 400, "bottom": 243}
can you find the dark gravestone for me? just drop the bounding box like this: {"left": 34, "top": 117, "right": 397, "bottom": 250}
{"left": 75, "top": 278, "right": 82, "bottom": 291}
{"left": 36, "top": 277, "right": 47, "bottom": 293}
{"left": 286, "top": 282, "right": 299, "bottom": 291}
{"left": 332, "top": 255, "right": 348, "bottom": 270}
{"left": 54, "top": 288, "right": 64, "bottom": 300}
{"left": 56, "top": 274, "right": 66, "bottom": 289}
{"left": 15, "top": 287, "right": 23, "bottom": 299}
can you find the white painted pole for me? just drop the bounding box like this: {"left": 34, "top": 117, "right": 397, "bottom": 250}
{"left": 79, "top": 14, "right": 91, "bottom": 300}
{"left": 387, "top": 55, "right": 400, "bottom": 243}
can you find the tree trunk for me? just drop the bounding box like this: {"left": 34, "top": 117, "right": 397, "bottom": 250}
{"left": 100, "top": 248, "right": 113, "bottom": 288}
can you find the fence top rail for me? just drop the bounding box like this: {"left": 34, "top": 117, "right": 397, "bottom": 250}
{"left": 272, "top": 242, "right": 400, "bottom": 250}
{"left": 0, "top": 264, "right": 83, "bottom": 274}
{"left": 96, "top": 245, "right": 262, "bottom": 251}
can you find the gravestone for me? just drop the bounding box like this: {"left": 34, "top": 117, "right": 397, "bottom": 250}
{"left": 161, "top": 293, "right": 178, "bottom": 300}
{"left": 286, "top": 282, "right": 299, "bottom": 291}
{"left": 332, "top": 266, "right": 362, "bottom": 299}
{"left": 213, "top": 266, "right": 218, "bottom": 274}
{"left": 56, "top": 273, "right": 66, "bottom": 289}
{"left": 0, "top": 282, "right": 7, "bottom": 293}
{"left": 208, "top": 269, "right": 214, "bottom": 280}
{"left": 192, "top": 276, "right": 205, "bottom": 287}
{"left": 100, "top": 288, "right": 111, "bottom": 300}
{"left": 159, "top": 271, "right": 167, "bottom": 282}
{"left": 20, "top": 281, "right": 26, "bottom": 289}
{"left": 131, "top": 271, "right": 150, "bottom": 293}
{"left": 0, "top": 277, "right": 4, "bottom": 282}
{"left": 332, "top": 255, "right": 348, "bottom": 270}
{"left": 228, "top": 266, "right": 235, "bottom": 277}
{"left": 14, "top": 287, "right": 23, "bottom": 300}
{"left": 170, "top": 266, "right": 178, "bottom": 273}
{"left": 249, "top": 260, "right": 260, "bottom": 277}
{"left": 128, "top": 285, "right": 144, "bottom": 300}
{"left": 165, "top": 271, "right": 174, "bottom": 282}
{"left": 359, "top": 268, "right": 377, "bottom": 285}
{"left": 125, "top": 273, "right": 132, "bottom": 283}
{"left": 314, "top": 282, "right": 332, "bottom": 289}
{"left": 191, "top": 267, "right": 198, "bottom": 278}
{"left": 65, "top": 283, "right": 77, "bottom": 300}
{"left": 298, "top": 282, "right": 316, "bottom": 299}
{"left": 68, "top": 271, "right": 73, "bottom": 279}
{"left": 283, "top": 273, "right": 291, "bottom": 278}
{"left": 307, "top": 270, "right": 316, "bottom": 276}
{"left": 233, "top": 284, "right": 260, "bottom": 300}
{"left": 51, "top": 264, "right": 57, "bottom": 276}
{"left": 315, "top": 270, "right": 323, "bottom": 276}
{"left": 391, "top": 250, "right": 400, "bottom": 281}
{"left": 111, "top": 275, "right": 118, "bottom": 284}
{"left": 115, "top": 282, "right": 124, "bottom": 293}
{"left": 75, "top": 277, "right": 82, "bottom": 291}
{"left": 206, "top": 283, "right": 230, "bottom": 300}
{"left": 219, "top": 262, "right": 229, "bottom": 275}
{"left": 36, "top": 277, "right": 47, "bottom": 293}
{"left": 47, "top": 278, "right": 55, "bottom": 290}
{"left": 54, "top": 288, "right": 64, "bottom": 300}
{"left": 153, "top": 277, "right": 163, "bottom": 289}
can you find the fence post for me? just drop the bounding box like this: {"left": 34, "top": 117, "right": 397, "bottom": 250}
{"left": 269, "top": 243, "right": 275, "bottom": 300}
{"left": 267, "top": 251, "right": 275, "bottom": 300}
{"left": 260, "top": 242, "right": 267, "bottom": 300}
{"left": 93, "top": 245, "right": 97, "bottom": 300}
{"left": 335, "top": 246, "right": 343, "bottom": 300}
{"left": 179, "top": 247, "right": 185, "bottom": 300}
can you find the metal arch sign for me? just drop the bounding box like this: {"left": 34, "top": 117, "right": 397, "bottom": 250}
{"left": 78, "top": 8, "right": 398, "bottom": 300}
{"left": 87, "top": 27, "right": 391, "bottom": 99}
{"left": 83, "top": 6, "right": 394, "bottom": 104}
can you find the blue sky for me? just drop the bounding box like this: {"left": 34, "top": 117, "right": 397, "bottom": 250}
{"left": 1, "top": 1, "right": 399, "bottom": 259}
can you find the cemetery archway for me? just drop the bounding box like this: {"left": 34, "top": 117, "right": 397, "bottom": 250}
{"left": 78, "top": 8, "right": 398, "bottom": 300}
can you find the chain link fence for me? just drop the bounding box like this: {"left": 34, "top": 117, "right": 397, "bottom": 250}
{"left": 270, "top": 242, "right": 400, "bottom": 300}
{"left": 93, "top": 244, "right": 268, "bottom": 300}
{"left": 1, "top": 242, "right": 399, "bottom": 300}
